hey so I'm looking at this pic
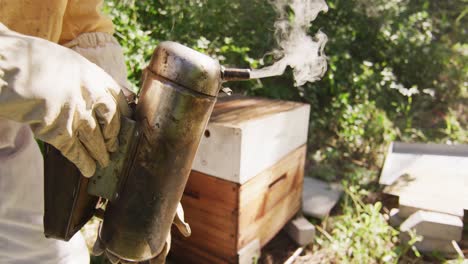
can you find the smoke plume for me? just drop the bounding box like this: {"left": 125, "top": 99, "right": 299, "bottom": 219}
{"left": 251, "top": 0, "right": 328, "bottom": 86}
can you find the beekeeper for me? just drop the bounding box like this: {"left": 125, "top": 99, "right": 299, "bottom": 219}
{"left": 0, "top": 1, "right": 192, "bottom": 263}
{"left": 0, "top": 0, "right": 131, "bottom": 263}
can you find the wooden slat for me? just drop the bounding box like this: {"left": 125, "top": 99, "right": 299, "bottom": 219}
{"left": 173, "top": 145, "right": 306, "bottom": 262}
{"left": 211, "top": 96, "right": 304, "bottom": 126}
{"left": 182, "top": 198, "right": 237, "bottom": 231}
{"left": 175, "top": 170, "right": 239, "bottom": 261}
{"left": 186, "top": 217, "right": 237, "bottom": 241}
{"left": 181, "top": 194, "right": 238, "bottom": 216}
{"left": 172, "top": 220, "right": 237, "bottom": 261}
{"left": 171, "top": 237, "right": 236, "bottom": 264}
{"left": 185, "top": 170, "right": 239, "bottom": 208}
{"left": 239, "top": 145, "right": 305, "bottom": 204}
{"left": 237, "top": 185, "right": 302, "bottom": 249}
{"left": 193, "top": 97, "right": 310, "bottom": 184}
{"left": 238, "top": 146, "right": 305, "bottom": 228}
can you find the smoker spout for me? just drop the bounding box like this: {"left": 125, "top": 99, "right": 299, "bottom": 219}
{"left": 221, "top": 67, "right": 251, "bottom": 81}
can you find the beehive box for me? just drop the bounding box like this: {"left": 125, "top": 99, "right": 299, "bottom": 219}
{"left": 171, "top": 96, "right": 310, "bottom": 263}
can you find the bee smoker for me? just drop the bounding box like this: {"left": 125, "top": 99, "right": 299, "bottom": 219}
{"left": 43, "top": 41, "right": 250, "bottom": 262}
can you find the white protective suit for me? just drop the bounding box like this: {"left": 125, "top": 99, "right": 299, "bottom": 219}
{"left": 0, "top": 0, "right": 132, "bottom": 263}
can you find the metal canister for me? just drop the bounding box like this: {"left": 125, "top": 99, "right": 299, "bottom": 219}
{"left": 98, "top": 41, "right": 224, "bottom": 261}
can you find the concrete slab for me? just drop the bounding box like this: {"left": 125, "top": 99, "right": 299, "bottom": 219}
{"left": 398, "top": 194, "right": 464, "bottom": 220}
{"left": 284, "top": 216, "right": 316, "bottom": 246}
{"left": 400, "top": 211, "right": 463, "bottom": 242}
{"left": 302, "top": 177, "right": 342, "bottom": 219}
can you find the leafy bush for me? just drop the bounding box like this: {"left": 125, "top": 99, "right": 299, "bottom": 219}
{"left": 105, "top": 0, "right": 466, "bottom": 186}
{"left": 99, "top": 1, "right": 466, "bottom": 262}
{"left": 305, "top": 0, "right": 466, "bottom": 183}
{"left": 104, "top": 0, "right": 276, "bottom": 90}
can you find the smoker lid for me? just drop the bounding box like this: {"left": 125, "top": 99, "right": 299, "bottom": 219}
{"left": 147, "top": 41, "right": 222, "bottom": 97}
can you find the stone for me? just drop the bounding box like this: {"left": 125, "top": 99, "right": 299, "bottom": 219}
{"left": 400, "top": 233, "right": 459, "bottom": 257}
{"left": 388, "top": 208, "right": 403, "bottom": 227}
{"left": 400, "top": 211, "right": 463, "bottom": 242}
{"left": 302, "top": 177, "right": 342, "bottom": 219}
{"left": 398, "top": 194, "right": 464, "bottom": 220}
{"left": 284, "top": 216, "right": 316, "bottom": 246}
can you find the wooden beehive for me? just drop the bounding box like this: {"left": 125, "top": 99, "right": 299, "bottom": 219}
{"left": 171, "top": 96, "right": 310, "bottom": 263}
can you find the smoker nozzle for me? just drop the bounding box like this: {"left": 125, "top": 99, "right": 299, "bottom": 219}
{"left": 221, "top": 67, "right": 251, "bottom": 82}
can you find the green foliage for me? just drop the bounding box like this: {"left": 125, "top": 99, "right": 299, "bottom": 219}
{"left": 314, "top": 183, "right": 421, "bottom": 264}
{"left": 99, "top": 1, "right": 466, "bottom": 262}
{"left": 303, "top": 0, "right": 466, "bottom": 183}
{"left": 104, "top": 0, "right": 466, "bottom": 185}
{"left": 104, "top": 0, "right": 276, "bottom": 90}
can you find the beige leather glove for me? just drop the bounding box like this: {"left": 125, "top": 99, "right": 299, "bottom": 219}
{"left": 93, "top": 203, "right": 191, "bottom": 264}
{"left": 0, "top": 23, "right": 123, "bottom": 177}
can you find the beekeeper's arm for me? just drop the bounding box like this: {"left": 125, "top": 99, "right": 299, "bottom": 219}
{"left": 58, "top": 0, "right": 134, "bottom": 100}
{"left": 0, "top": 23, "right": 124, "bottom": 177}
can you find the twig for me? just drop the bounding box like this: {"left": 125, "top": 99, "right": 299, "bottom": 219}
{"left": 284, "top": 247, "right": 304, "bottom": 264}
{"left": 315, "top": 225, "right": 333, "bottom": 242}
{"left": 452, "top": 240, "right": 464, "bottom": 259}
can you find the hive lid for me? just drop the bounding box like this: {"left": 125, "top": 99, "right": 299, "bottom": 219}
{"left": 192, "top": 96, "right": 310, "bottom": 184}
{"left": 380, "top": 142, "right": 468, "bottom": 210}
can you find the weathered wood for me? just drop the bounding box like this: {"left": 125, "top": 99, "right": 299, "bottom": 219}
{"left": 192, "top": 96, "right": 310, "bottom": 184}
{"left": 172, "top": 145, "right": 306, "bottom": 263}
{"left": 238, "top": 146, "right": 306, "bottom": 230}
{"left": 171, "top": 236, "right": 236, "bottom": 264}
{"left": 210, "top": 97, "right": 303, "bottom": 125}
{"left": 184, "top": 170, "right": 239, "bottom": 207}
{"left": 177, "top": 170, "right": 239, "bottom": 259}
{"left": 238, "top": 184, "right": 302, "bottom": 249}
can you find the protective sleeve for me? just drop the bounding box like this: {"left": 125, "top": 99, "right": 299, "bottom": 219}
{"left": 0, "top": 23, "right": 123, "bottom": 177}
{"left": 0, "top": 0, "right": 67, "bottom": 42}
{"left": 64, "top": 32, "right": 135, "bottom": 100}
{"left": 59, "top": 0, "right": 115, "bottom": 44}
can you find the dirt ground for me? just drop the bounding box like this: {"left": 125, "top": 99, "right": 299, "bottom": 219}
{"left": 258, "top": 230, "right": 323, "bottom": 264}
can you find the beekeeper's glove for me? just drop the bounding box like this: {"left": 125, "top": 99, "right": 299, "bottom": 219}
{"left": 0, "top": 23, "right": 125, "bottom": 177}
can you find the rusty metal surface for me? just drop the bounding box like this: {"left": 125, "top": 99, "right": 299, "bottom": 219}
{"left": 43, "top": 41, "right": 253, "bottom": 261}
{"left": 87, "top": 117, "right": 138, "bottom": 201}
{"left": 148, "top": 41, "right": 222, "bottom": 97}
{"left": 99, "top": 71, "right": 217, "bottom": 261}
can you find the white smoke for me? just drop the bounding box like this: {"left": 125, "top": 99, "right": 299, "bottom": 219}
{"left": 251, "top": 0, "right": 328, "bottom": 86}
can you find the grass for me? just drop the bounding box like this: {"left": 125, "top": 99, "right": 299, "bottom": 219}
{"left": 309, "top": 180, "right": 420, "bottom": 264}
